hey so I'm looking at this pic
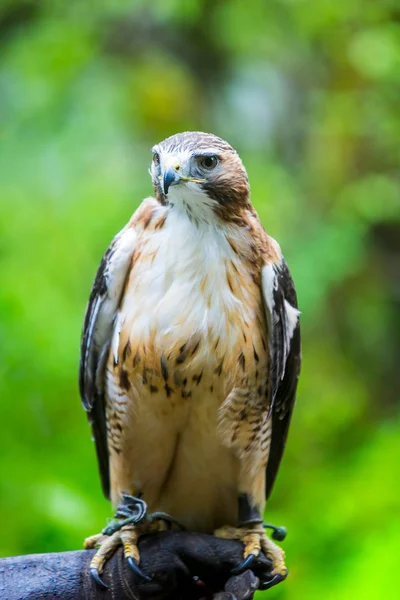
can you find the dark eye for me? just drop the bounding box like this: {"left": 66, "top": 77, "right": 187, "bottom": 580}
{"left": 199, "top": 155, "right": 218, "bottom": 170}
{"left": 153, "top": 152, "right": 160, "bottom": 166}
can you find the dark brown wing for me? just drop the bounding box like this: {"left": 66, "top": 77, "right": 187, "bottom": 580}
{"left": 79, "top": 225, "right": 136, "bottom": 499}
{"left": 261, "top": 256, "right": 301, "bottom": 499}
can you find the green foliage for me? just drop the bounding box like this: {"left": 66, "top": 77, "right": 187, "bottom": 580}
{"left": 0, "top": 1, "right": 399, "bottom": 598}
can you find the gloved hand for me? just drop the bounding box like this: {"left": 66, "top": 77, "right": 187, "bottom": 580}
{"left": 0, "top": 530, "right": 283, "bottom": 600}
{"left": 102, "top": 530, "right": 278, "bottom": 599}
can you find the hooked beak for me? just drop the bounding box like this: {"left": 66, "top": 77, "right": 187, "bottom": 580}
{"left": 158, "top": 158, "right": 207, "bottom": 196}
{"left": 162, "top": 166, "right": 181, "bottom": 195}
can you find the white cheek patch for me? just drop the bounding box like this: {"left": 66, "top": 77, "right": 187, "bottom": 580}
{"left": 167, "top": 184, "right": 218, "bottom": 222}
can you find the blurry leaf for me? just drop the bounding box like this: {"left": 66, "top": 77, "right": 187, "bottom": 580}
{"left": 348, "top": 25, "right": 400, "bottom": 80}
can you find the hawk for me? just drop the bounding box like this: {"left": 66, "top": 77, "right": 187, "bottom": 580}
{"left": 80, "top": 132, "right": 301, "bottom": 589}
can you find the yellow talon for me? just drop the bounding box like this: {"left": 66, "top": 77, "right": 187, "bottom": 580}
{"left": 214, "top": 523, "right": 287, "bottom": 577}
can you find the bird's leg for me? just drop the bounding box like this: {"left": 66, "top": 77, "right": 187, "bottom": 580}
{"left": 84, "top": 493, "right": 185, "bottom": 588}
{"left": 214, "top": 494, "right": 288, "bottom": 591}
{"left": 84, "top": 494, "right": 151, "bottom": 588}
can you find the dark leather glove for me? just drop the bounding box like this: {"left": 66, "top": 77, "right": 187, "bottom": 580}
{"left": 0, "top": 530, "right": 278, "bottom": 600}
{"left": 131, "top": 530, "right": 273, "bottom": 599}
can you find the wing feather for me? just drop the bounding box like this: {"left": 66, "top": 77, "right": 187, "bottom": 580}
{"left": 79, "top": 225, "right": 136, "bottom": 498}
{"left": 261, "top": 253, "right": 301, "bottom": 498}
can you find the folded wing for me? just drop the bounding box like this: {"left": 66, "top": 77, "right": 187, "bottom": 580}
{"left": 79, "top": 225, "right": 136, "bottom": 498}
{"left": 261, "top": 253, "right": 301, "bottom": 498}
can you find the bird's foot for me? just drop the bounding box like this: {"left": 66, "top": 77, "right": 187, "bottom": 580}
{"left": 214, "top": 522, "right": 288, "bottom": 591}
{"left": 84, "top": 524, "right": 150, "bottom": 589}
{"left": 84, "top": 494, "right": 185, "bottom": 589}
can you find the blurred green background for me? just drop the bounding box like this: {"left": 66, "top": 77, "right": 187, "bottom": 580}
{"left": 1, "top": 1, "right": 400, "bottom": 598}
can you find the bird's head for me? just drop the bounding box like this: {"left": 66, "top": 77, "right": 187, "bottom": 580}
{"left": 150, "top": 132, "right": 250, "bottom": 222}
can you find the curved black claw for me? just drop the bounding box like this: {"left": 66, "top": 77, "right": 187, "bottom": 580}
{"left": 127, "top": 556, "right": 153, "bottom": 582}
{"left": 231, "top": 553, "right": 256, "bottom": 575}
{"left": 90, "top": 567, "right": 109, "bottom": 590}
{"left": 259, "top": 570, "right": 288, "bottom": 591}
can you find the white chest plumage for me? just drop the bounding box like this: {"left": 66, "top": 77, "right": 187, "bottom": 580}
{"left": 121, "top": 205, "right": 256, "bottom": 357}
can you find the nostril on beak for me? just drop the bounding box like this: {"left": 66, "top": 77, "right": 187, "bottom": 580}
{"left": 163, "top": 167, "right": 182, "bottom": 195}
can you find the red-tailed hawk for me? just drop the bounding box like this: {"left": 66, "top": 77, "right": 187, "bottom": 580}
{"left": 80, "top": 132, "right": 301, "bottom": 589}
